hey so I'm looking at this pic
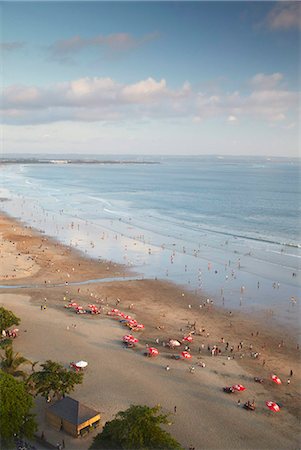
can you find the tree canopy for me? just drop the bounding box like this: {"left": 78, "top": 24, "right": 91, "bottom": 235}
{"left": 0, "top": 370, "right": 37, "bottom": 447}
{"left": 89, "top": 405, "right": 183, "bottom": 450}
{"left": 27, "top": 360, "right": 83, "bottom": 400}
{"left": 0, "top": 307, "right": 20, "bottom": 332}
{"left": 0, "top": 345, "right": 31, "bottom": 379}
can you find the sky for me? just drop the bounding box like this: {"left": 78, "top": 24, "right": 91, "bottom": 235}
{"left": 1, "top": 1, "right": 300, "bottom": 156}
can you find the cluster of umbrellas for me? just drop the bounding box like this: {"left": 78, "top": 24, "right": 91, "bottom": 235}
{"left": 223, "top": 380, "right": 281, "bottom": 412}
{"left": 123, "top": 334, "right": 139, "bottom": 345}
{"left": 64, "top": 302, "right": 100, "bottom": 314}
{"left": 109, "top": 309, "right": 144, "bottom": 331}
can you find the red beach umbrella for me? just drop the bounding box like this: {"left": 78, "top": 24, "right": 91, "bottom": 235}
{"left": 271, "top": 374, "right": 282, "bottom": 385}
{"left": 266, "top": 401, "right": 280, "bottom": 412}
{"left": 183, "top": 336, "right": 193, "bottom": 343}
{"left": 128, "top": 319, "right": 137, "bottom": 326}
{"left": 88, "top": 304, "right": 97, "bottom": 308}
{"left": 135, "top": 324, "right": 144, "bottom": 329}
{"left": 69, "top": 302, "right": 78, "bottom": 307}
{"left": 111, "top": 308, "right": 119, "bottom": 313}
{"left": 148, "top": 347, "right": 159, "bottom": 356}
{"left": 123, "top": 335, "right": 134, "bottom": 342}
{"left": 182, "top": 351, "right": 192, "bottom": 359}
{"left": 232, "top": 384, "right": 246, "bottom": 392}
{"left": 125, "top": 315, "right": 132, "bottom": 320}
{"left": 76, "top": 306, "right": 83, "bottom": 310}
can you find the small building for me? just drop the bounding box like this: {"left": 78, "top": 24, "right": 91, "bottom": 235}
{"left": 46, "top": 396, "right": 101, "bottom": 437}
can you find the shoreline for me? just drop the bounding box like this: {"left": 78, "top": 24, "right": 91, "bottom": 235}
{"left": 0, "top": 212, "right": 300, "bottom": 449}
{"left": 0, "top": 183, "right": 299, "bottom": 332}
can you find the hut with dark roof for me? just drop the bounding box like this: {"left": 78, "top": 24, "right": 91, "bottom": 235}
{"left": 46, "top": 396, "right": 101, "bottom": 437}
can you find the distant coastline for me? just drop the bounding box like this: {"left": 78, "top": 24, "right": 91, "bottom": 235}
{"left": 0, "top": 158, "right": 159, "bottom": 165}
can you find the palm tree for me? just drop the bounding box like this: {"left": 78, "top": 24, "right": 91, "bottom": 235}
{"left": 0, "top": 345, "right": 31, "bottom": 379}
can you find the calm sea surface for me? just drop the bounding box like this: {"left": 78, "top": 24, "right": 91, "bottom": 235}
{"left": 1, "top": 156, "right": 300, "bottom": 329}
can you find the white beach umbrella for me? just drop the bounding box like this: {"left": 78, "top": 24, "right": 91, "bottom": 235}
{"left": 169, "top": 339, "right": 181, "bottom": 347}
{"left": 75, "top": 360, "right": 88, "bottom": 368}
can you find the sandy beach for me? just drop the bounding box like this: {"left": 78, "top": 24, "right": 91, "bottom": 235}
{"left": 0, "top": 213, "right": 300, "bottom": 450}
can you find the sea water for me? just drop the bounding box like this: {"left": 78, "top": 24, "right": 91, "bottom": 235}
{"left": 1, "top": 156, "right": 300, "bottom": 330}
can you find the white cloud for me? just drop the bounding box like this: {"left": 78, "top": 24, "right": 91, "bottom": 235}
{"left": 227, "top": 115, "right": 237, "bottom": 122}
{"left": 266, "top": 3, "right": 301, "bottom": 31}
{"left": 1, "top": 74, "right": 298, "bottom": 127}
{"left": 121, "top": 78, "right": 167, "bottom": 102}
{"left": 250, "top": 73, "right": 283, "bottom": 90}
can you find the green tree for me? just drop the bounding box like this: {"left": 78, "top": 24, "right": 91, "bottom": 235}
{"left": 0, "top": 345, "right": 31, "bottom": 379}
{"left": 0, "top": 370, "right": 37, "bottom": 447}
{"left": 89, "top": 405, "right": 183, "bottom": 450}
{"left": 28, "top": 360, "right": 83, "bottom": 400}
{"left": 0, "top": 307, "right": 20, "bottom": 332}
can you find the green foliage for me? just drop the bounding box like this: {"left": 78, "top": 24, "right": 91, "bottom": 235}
{"left": 0, "top": 345, "right": 31, "bottom": 379}
{"left": 0, "top": 338, "right": 12, "bottom": 349}
{"left": 0, "top": 307, "right": 20, "bottom": 332}
{"left": 28, "top": 360, "right": 83, "bottom": 400}
{"left": 0, "top": 370, "right": 37, "bottom": 447}
{"left": 90, "top": 405, "right": 183, "bottom": 450}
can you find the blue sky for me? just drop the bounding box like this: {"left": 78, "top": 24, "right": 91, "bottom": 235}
{"left": 1, "top": 1, "right": 300, "bottom": 156}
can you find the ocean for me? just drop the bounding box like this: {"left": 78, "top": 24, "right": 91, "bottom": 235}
{"left": 1, "top": 155, "right": 300, "bottom": 329}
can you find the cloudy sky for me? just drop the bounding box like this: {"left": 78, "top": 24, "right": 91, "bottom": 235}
{"left": 1, "top": 1, "right": 300, "bottom": 156}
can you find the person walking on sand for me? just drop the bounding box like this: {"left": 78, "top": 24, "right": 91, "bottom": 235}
{"left": 174, "top": 405, "right": 177, "bottom": 413}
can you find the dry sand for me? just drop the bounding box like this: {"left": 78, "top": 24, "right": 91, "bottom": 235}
{"left": 0, "top": 213, "right": 300, "bottom": 450}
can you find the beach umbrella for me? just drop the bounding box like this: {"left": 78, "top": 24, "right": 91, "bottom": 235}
{"left": 271, "top": 374, "right": 282, "bottom": 385}
{"left": 148, "top": 347, "right": 159, "bottom": 356}
{"left": 69, "top": 302, "right": 77, "bottom": 307}
{"left": 232, "top": 384, "right": 246, "bottom": 392}
{"left": 128, "top": 319, "right": 137, "bottom": 325}
{"left": 76, "top": 306, "right": 83, "bottom": 310}
{"left": 266, "top": 401, "right": 280, "bottom": 412}
{"left": 181, "top": 351, "right": 192, "bottom": 359}
{"left": 125, "top": 315, "right": 132, "bottom": 320}
{"left": 169, "top": 339, "right": 181, "bottom": 347}
{"left": 75, "top": 360, "right": 88, "bottom": 368}
{"left": 88, "top": 304, "right": 97, "bottom": 308}
{"left": 123, "top": 334, "right": 134, "bottom": 342}
{"left": 135, "top": 324, "right": 144, "bottom": 329}
{"left": 183, "top": 336, "right": 193, "bottom": 343}
{"left": 111, "top": 308, "right": 119, "bottom": 313}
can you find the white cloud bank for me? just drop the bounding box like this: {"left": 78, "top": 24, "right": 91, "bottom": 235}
{"left": 1, "top": 73, "right": 298, "bottom": 127}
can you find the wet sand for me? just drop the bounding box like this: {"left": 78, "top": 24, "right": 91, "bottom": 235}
{"left": 0, "top": 213, "right": 300, "bottom": 450}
